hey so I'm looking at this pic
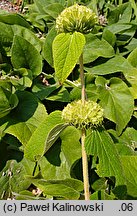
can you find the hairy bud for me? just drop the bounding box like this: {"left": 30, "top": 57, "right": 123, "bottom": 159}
{"left": 56, "top": 4, "right": 98, "bottom": 34}
{"left": 62, "top": 100, "right": 103, "bottom": 129}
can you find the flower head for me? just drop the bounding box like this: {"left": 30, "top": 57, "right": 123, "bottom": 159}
{"left": 62, "top": 100, "right": 103, "bottom": 129}
{"left": 56, "top": 4, "right": 98, "bottom": 34}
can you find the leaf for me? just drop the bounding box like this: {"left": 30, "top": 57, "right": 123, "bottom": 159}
{"left": 53, "top": 32, "right": 85, "bottom": 84}
{"left": 10, "top": 158, "right": 37, "bottom": 193}
{"left": 5, "top": 91, "right": 47, "bottom": 146}
{"left": 11, "top": 35, "right": 42, "bottom": 76}
{"left": 96, "top": 77, "right": 134, "bottom": 134}
{"left": 43, "top": 27, "right": 57, "bottom": 67}
{"left": 47, "top": 86, "right": 70, "bottom": 102}
{"left": 32, "top": 83, "right": 57, "bottom": 100}
{"left": 0, "top": 160, "right": 14, "bottom": 199}
{"left": 85, "top": 56, "right": 133, "bottom": 75}
{"left": 121, "top": 156, "right": 137, "bottom": 197}
{"left": 127, "top": 47, "right": 137, "bottom": 68}
{"left": 102, "top": 29, "right": 116, "bottom": 47}
{"left": 0, "top": 22, "right": 14, "bottom": 45}
{"left": 108, "top": 2, "right": 132, "bottom": 24}
{"left": 85, "top": 129, "right": 125, "bottom": 185}
{"left": 90, "top": 190, "right": 115, "bottom": 200}
{"left": 30, "top": 178, "right": 83, "bottom": 200}
{"left": 0, "top": 13, "right": 31, "bottom": 29}
{"left": 119, "top": 127, "right": 137, "bottom": 150}
{"left": 43, "top": 3, "right": 64, "bottom": 19}
{"left": 0, "top": 87, "right": 18, "bottom": 118}
{"left": 12, "top": 25, "right": 42, "bottom": 52}
{"left": 40, "top": 126, "right": 81, "bottom": 180}
{"left": 83, "top": 34, "right": 114, "bottom": 63}
{"left": 0, "top": 158, "right": 37, "bottom": 198}
{"left": 85, "top": 56, "right": 137, "bottom": 99}
{"left": 24, "top": 111, "right": 66, "bottom": 161}
{"left": 14, "top": 190, "right": 46, "bottom": 200}
{"left": 106, "top": 23, "right": 132, "bottom": 34}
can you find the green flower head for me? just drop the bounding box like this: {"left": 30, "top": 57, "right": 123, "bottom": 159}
{"left": 62, "top": 100, "right": 104, "bottom": 129}
{"left": 56, "top": 4, "right": 98, "bottom": 34}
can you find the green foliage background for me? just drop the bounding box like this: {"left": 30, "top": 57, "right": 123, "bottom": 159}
{"left": 0, "top": 0, "right": 137, "bottom": 200}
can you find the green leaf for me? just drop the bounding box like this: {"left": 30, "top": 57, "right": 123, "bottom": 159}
{"left": 24, "top": 111, "right": 66, "bottom": 161}
{"left": 92, "top": 178, "right": 107, "bottom": 191}
{"left": 47, "top": 86, "right": 70, "bottom": 102}
{"left": 121, "top": 156, "right": 137, "bottom": 197}
{"left": 39, "top": 126, "right": 81, "bottom": 180}
{"left": 108, "top": 2, "right": 132, "bottom": 24}
{"left": 102, "top": 29, "right": 116, "bottom": 47}
{"left": 10, "top": 158, "right": 37, "bottom": 193}
{"left": 96, "top": 77, "right": 134, "bottom": 134}
{"left": 43, "top": 27, "right": 57, "bottom": 67}
{"left": 43, "top": 3, "right": 64, "bottom": 19}
{"left": 53, "top": 32, "right": 85, "bottom": 84}
{"left": 127, "top": 47, "right": 137, "bottom": 68}
{"left": 0, "top": 87, "right": 18, "bottom": 118}
{"left": 83, "top": 34, "right": 114, "bottom": 63}
{"left": 85, "top": 129, "right": 125, "bottom": 185}
{"left": 90, "top": 190, "right": 115, "bottom": 200}
{"left": 85, "top": 56, "right": 133, "bottom": 76}
{"left": 0, "top": 22, "right": 14, "bottom": 45}
{"left": 0, "top": 158, "right": 37, "bottom": 198}
{"left": 12, "top": 25, "right": 42, "bottom": 52}
{"left": 5, "top": 91, "right": 47, "bottom": 146}
{"left": 119, "top": 127, "right": 137, "bottom": 150}
{"left": 30, "top": 178, "right": 83, "bottom": 200}
{"left": 14, "top": 190, "right": 47, "bottom": 200}
{"left": 85, "top": 56, "right": 137, "bottom": 99}
{"left": 0, "top": 160, "right": 14, "bottom": 199}
{"left": 11, "top": 35, "right": 42, "bottom": 76}
{"left": 0, "top": 13, "right": 31, "bottom": 29}
{"left": 106, "top": 23, "right": 132, "bottom": 34}
{"left": 32, "top": 83, "right": 57, "bottom": 100}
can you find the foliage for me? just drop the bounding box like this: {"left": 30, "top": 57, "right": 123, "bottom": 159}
{"left": 0, "top": 0, "right": 137, "bottom": 200}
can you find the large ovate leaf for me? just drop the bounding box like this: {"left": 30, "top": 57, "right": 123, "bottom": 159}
{"left": 5, "top": 91, "right": 47, "bottom": 146}
{"left": 0, "top": 13, "right": 31, "bottom": 29}
{"left": 0, "top": 158, "right": 37, "bottom": 199}
{"left": 127, "top": 47, "right": 137, "bottom": 68}
{"left": 85, "top": 56, "right": 137, "bottom": 98}
{"left": 43, "top": 3, "right": 64, "bottom": 19}
{"left": 119, "top": 127, "right": 137, "bottom": 150}
{"left": 121, "top": 156, "right": 137, "bottom": 197}
{"left": 0, "top": 87, "right": 18, "bottom": 118}
{"left": 30, "top": 178, "right": 83, "bottom": 200}
{"left": 39, "top": 126, "right": 81, "bottom": 180}
{"left": 43, "top": 27, "right": 57, "bottom": 66}
{"left": 83, "top": 34, "right": 114, "bottom": 63}
{"left": 108, "top": 2, "right": 132, "bottom": 24}
{"left": 53, "top": 32, "right": 85, "bottom": 84}
{"left": 24, "top": 111, "right": 66, "bottom": 161}
{"left": 0, "top": 22, "right": 14, "bottom": 45}
{"left": 96, "top": 77, "right": 134, "bottom": 135}
{"left": 11, "top": 35, "right": 42, "bottom": 76}
{"left": 12, "top": 25, "right": 42, "bottom": 52}
{"left": 10, "top": 158, "right": 37, "bottom": 193}
{"left": 85, "top": 128, "right": 125, "bottom": 185}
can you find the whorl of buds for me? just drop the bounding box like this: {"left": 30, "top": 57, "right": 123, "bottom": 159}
{"left": 62, "top": 100, "right": 103, "bottom": 129}
{"left": 56, "top": 4, "right": 98, "bottom": 34}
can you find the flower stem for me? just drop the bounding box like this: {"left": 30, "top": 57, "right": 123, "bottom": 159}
{"left": 79, "top": 53, "right": 90, "bottom": 200}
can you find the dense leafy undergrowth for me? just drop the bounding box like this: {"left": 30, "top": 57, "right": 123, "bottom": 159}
{"left": 0, "top": 0, "right": 137, "bottom": 200}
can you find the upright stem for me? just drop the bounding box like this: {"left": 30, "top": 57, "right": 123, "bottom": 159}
{"left": 79, "top": 54, "right": 86, "bottom": 104}
{"left": 79, "top": 54, "right": 90, "bottom": 200}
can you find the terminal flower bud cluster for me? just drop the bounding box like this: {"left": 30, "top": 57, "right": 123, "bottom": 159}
{"left": 62, "top": 100, "right": 104, "bottom": 129}
{"left": 56, "top": 4, "right": 98, "bottom": 34}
